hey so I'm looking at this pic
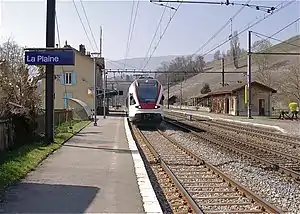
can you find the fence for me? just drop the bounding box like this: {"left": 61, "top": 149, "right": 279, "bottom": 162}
{"left": 0, "top": 119, "right": 14, "bottom": 152}
{"left": 0, "top": 109, "right": 73, "bottom": 152}
{"left": 35, "top": 109, "right": 73, "bottom": 135}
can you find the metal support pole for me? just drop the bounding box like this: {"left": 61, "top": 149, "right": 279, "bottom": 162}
{"left": 247, "top": 31, "right": 253, "bottom": 119}
{"left": 221, "top": 58, "right": 225, "bottom": 87}
{"left": 180, "top": 81, "right": 182, "bottom": 109}
{"left": 45, "top": 0, "right": 56, "bottom": 144}
{"left": 103, "top": 70, "right": 106, "bottom": 119}
{"left": 93, "top": 58, "right": 97, "bottom": 126}
{"left": 167, "top": 75, "right": 170, "bottom": 109}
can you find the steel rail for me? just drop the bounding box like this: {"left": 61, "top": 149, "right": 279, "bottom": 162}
{"left": 164, "top": 116, "right": 300, "bottom": 182}
{"left": 204, "top": 120, "right": 300, "bottom": 147}
{"left": 131, "top": 124, "right": 203, "bottom": 214}
{"left": 156, "top": 129, "right": 283, "bottom": 214}
{"left": 166, "top": 111, "right": 300, "bottom": 145}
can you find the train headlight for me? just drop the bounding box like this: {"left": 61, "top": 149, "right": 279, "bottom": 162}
{"left": 154, "top": 105, "right": 160, "bottom": 109}
{"left": 135, "top": 105, "right": 141, "bottom": 109}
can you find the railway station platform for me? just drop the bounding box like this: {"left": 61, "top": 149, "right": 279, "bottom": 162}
{"left": 165, "top": 108, "right": 300, "bottom": 137}
{"left": 0, "top": 113, "right": 162, "bottom": 213}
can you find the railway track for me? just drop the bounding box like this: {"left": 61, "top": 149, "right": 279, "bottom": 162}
{"left": 165, "top": 113, "right": 300, "bottom": 159}
{"left": 166, "top": 112, "right": 300, "bottom": 148}
{"left": 130, "top": 121, "right": 282, "bottom": 214}
{"left": 163, "top": 115, "right": 300, "bottom": 182}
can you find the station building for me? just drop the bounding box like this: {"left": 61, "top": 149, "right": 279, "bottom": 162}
{"left": 41, "top": 41, "right": 105, "bottom": 113}
{"left": 191, "top": 81, "right": 277, "bottom": 116}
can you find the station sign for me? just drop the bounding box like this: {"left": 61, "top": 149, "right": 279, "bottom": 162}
{"left": 25, "top": 49, "right": 75, "bottom": 65}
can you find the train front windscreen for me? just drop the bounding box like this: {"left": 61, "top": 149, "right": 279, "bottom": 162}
{"left": 136, "top": 80, "right": 159, "bottom": 103}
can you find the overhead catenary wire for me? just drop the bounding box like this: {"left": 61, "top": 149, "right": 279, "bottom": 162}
{"left": 79, "top": 0, "right": 99, "bottom": 51}
{"left": 124, "top": 0, "right": 136, "bottom": 69}
{"left": 192, "top": 0, "right": 252, "bottom": 56}
{"left": 141, "top": 3, "right": 168, "bottom": 68}
{"left": 164, "top": 0, "right": 294, "bottom": 88}
{"left": 72, "top": 0, "right": 96, "bottom": 52}
{"left": 223, "top": 16, "right": 300, "bottom": 69}
{"left": 124, "top": 0, "right": 140, "bottom": 69}
{"left": 199, "top": 0, "right": 295, "bottom": 58}
{"left": 150, "top": 0, "right": 276, "bottom": 13}
{"left": 142, "top": 1, "right": 183, "bottom": 70}
{"left": 251, "top": 18, "right": 300, "bottom": 49}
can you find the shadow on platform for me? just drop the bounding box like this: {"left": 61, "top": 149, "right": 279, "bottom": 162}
{"left": 76, "top": 131, "right": 103, "bottom": 136}
{"left": 63, "top": 144, "right": 138, "bottom": 154}
{"left": 104, "top": 113, "right": 126, "bottom": 118}
{"left": 1, "top": 183, "right": 99, "bottom": 213}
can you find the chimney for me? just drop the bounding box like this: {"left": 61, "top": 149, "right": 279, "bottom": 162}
{"left": 79, "top": 44, "right": 86, "bottom": 55}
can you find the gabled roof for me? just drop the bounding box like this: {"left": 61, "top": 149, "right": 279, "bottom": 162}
{"left": 63, "top": 43, "right": 105, "bottom": 68}
{"left": 210, "top": 81, "right": 277, "bottom": 95}
{"left": 192, "top": 81, "right": 277, "bottom": 99}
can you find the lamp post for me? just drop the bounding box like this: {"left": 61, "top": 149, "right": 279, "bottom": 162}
{"left": 93, "top": 57, "right": 97, "bottom": 126}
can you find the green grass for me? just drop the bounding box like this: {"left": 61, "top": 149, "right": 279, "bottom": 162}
{"left": 0, "top": 119, "right": 90, "bottom": 193}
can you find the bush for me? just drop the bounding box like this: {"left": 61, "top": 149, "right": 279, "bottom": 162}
{"left": 8, "top": 113, "right": 36, "bottom": 148}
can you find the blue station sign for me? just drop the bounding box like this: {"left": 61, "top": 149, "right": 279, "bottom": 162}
{"left": 25, "top": 50, "right": 75, "bottom": 65}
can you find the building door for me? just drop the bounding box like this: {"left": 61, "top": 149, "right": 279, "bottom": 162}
{"left": 259, "top": 99, "right": 265, "bottom": 116}
{"left": 225, "top": 98, "right": 230, "bottom": 114}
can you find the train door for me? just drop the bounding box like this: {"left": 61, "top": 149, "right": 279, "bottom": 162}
{"left": 128, "top": 93, "right": 137, "bottom": 117}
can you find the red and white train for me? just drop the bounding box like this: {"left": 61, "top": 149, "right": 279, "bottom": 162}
{"left": 125, "top": 77, "right": 164, "bottom": 126}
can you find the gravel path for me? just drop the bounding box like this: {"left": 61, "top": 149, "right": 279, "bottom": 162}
{"left": 160, "top": 122, "right": 300, "bottom": 213}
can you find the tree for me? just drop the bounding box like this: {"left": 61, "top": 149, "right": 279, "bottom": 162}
{"left": 229, "top": 31, "right": 241, "bottom": 69}
{"left": 251, "top": 39, "right": 272, "bottom": 71}
{"left": 0, "top": 39, "right": 45, "bottom": 144}
{"left": 213, "top": 50, "right": 221, "bottom": 60}
{"left": 200, "top": 83, "right": 211, "bottom": 94}
{"left": 156, "top": 55, "right": 205, "bottom": 86}
{"left": 221, "top": 51, "right": 226, "bottom": 59}
{"left": 0, "top": 39, "right": 45, "bottom": 117}
{"left": 280, "top": 65, "right": 300, "bottom": 104}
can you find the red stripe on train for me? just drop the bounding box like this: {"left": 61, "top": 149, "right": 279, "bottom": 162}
{"left": 140, "top": 102, "right": 156, "bottom": 109}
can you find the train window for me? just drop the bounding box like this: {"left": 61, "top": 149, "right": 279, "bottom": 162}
{"left": 136, "top": 86, "right": 158, "bottom": 102}
{"left": 159, "top": 95, "right": 164, "bottom": 105}
{"left": 130, "top": 95, "right": 136, "bottom": 105}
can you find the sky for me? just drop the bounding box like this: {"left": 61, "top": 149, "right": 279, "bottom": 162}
{"left": 0, "top": 0, "right": 299, "bottom": 64}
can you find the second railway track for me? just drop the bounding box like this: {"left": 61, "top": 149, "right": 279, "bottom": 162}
{"left": 164, "top": 114, "right": 300, "bottom": 181}
{"left": 130, "top": 121, "right": 283, "bottom": 214}
{"left": 166, "top": 112, "right": 300, "bottom": 148}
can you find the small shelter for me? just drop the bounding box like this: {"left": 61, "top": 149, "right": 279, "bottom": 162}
{"left": 191, "top": 81, "right": 277, "bottom": 116}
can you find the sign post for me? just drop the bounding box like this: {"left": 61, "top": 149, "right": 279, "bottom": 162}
{"left": 24, "top": 47, "right": 75, "bottom": 144}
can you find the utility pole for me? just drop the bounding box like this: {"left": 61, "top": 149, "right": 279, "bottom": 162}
{"left": 221, "top": 58, "right": 225, "bottom": 87}
{"left": 45, "top": 0, "right": 56, "bottom": 144}
{"left": 93, "top": 57, "right": 97, "bottom": 126}
{"left": 103, "top": 69, "right": 106, "bottom": 119}
{"left": 247, "top": 31, "right": 253, "bottom": 119}
{"left": 91, "top": 26, "right": 103, "bottom": 125}
{"left": 180, "top": 81, "right": 183, "bottom": 109}
{"left": 167, "top": 75, "right": 170, "bottom": 109}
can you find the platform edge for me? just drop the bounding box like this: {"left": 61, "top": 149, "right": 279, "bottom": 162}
{"left": 169, "top": 109, "right": 286, "bottom": 133}
{"left": 124, "top": 117, "right": 163, "bottom": 214}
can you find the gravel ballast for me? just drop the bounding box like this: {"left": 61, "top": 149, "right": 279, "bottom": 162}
{"left": 160, "top": 122, "right": 300, "bottom": 213}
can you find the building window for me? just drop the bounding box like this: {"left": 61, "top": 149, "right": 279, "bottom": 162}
{"left": 64, "top": 72, "right": 72, "bottom": 85}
